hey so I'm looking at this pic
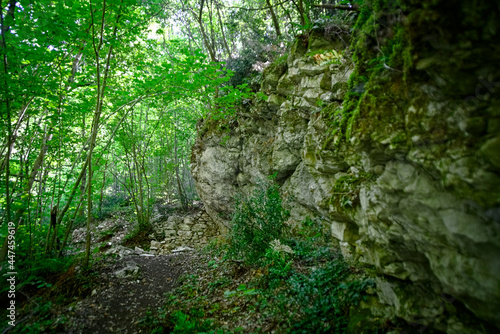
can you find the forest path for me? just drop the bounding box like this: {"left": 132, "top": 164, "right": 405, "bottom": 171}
{"left": 62, "top": 252, "right": 197, "bottom": 334}
{"left": 56, "top": 203, "right": 208, "bottom": 333}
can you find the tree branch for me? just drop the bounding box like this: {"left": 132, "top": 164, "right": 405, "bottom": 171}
{"left": 312, "top": 4, "right": 360, "bottom": 12}
{"left": 222, "top": 0, "right": 291, "bottom": 11}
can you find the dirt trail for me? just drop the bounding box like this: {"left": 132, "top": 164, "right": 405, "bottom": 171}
{"left": 3, "top": 204, "right": 209, "bottom": 333}
{"left": 63, "top": 252, "right": 195, "bottom": 334}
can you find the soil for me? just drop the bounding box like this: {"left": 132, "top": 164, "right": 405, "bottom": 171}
{"left": 2, "top": 203, "right": 206, "bottom": 334}
{"left": 61, "top": 252, "right": 198, "bottom": 334}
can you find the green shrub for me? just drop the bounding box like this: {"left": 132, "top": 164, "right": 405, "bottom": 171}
{"left": 261, "top": 246, "right": 294, "bottom": 288}
{"left": 227, "top": 178, "right": 290, "bottom": 264}
{"left": 170, "top": 310, "right": 216, "bottom": 334}
{"left": 141, "top": 180, "right": 375, "bottom": 333}
{"left": 286, "top": 260, "right": 372, "bottom": 333}
{"left": 11, "top": 300, "right": 67, "bottom": 333}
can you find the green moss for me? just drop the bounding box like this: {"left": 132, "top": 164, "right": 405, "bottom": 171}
{"left": 331, "top": 81, "right": 347, "bottom": 93}
{"left": 345, "top": 108, "right": 361, "bottom": 140}
{"left": 262, "top": 59, "right": 287, "bottom": 79}
{"left": 346, "top": 302, "right": 387, "bottom": 334}
{"left": 198, "top": 112, "right": 238, "bottom": 140}
{"left": 320, "top": 103, "right": 344, "bottom": 149}
{"left": 320, "top": 72, "right": 332, "bottom": 90}
{"left": 276, "top": 75, "right": 295, "bottom": 94}
{"left": 320, "top": 0, "right": 413, "bottom": 149}
{"left": 330, "top": 172, "right": 376, "bottom": 211}
{"left": 391, "top": 131, "right": 407, "bottom": 144}
{"left": 388, "top": 25, "right": 413, "bottom": 82}
{"left": 307, "top": 30, "right": 332, "bottom": 51}
{"left": 198, "top": 118, "right": 222, "bottom": 138}
{"left": 289, "top": 35, "right": 308, "bottom": 61}
{"left": 274, "top": 53, "right": 288, "bottom": 66}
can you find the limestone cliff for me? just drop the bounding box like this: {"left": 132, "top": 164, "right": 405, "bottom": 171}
{"left": 192, "top": 0, "right": 500, "bottom": 332}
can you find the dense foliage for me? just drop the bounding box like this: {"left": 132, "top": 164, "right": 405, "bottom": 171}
{"left": 0, "top": 0, "right": 364, "bottom": 272}
{"left": 0, "top": 0, "right": 245, "bottom": 273}
{"left": 227, "top": 177, "right": 290, "bottom": 264}
{"left": 141, "top": 181, "right": 374, "bottom": 333}
{"left": 0, "top": 0, "right": 366, "bottom": 331}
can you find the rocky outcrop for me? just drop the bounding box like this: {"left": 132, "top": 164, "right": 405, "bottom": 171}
{"left": 72, "top": 205, "right": 219, "bottom": 257}
{"left": 191, "top": 1, "right": 500, "bottom": 332}
{"left": 149, "top": 208, "right": 219, "bottom": 254}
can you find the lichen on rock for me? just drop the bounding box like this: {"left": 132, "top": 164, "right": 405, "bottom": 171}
{"left": 191, "top": 0, "right": 500, "bottom": 331}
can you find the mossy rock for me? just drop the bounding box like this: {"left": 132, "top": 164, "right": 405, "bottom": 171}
{"left": 308, "top": 29, "right": 344, "bottom": 52}
{"left": 320, "top": 71, "right": 332, "bottom": 91}
{"left": 277, "top": 75, "right": 295, "bottom": 96}
{"left": 288, "top": 35, "right": 308, "bottom": 65}
{"left": 346, "top": 301, "right": 388, "bottom": 334}
{"left": 262, "top": 61, "right": 288, "bottom": 90}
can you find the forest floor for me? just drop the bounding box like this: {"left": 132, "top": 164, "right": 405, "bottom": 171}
{"left": 60, "top": 251, "right": 200, "bottom": 333}
{"left": 1, "top": 203, "right": 209, "bottom": 334}
{"left": 3, "top": 202, "right": 386, "bottom": 334}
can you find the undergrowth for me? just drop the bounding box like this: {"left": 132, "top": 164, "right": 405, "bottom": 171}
{"left": 0, "top": 257, "right": 102, "bottom": 333}
{"left": 140, "top": 179, "right": 376, "bottom": 333}
{"left": 226, "top": 177, "right": 290, "bottom": 265}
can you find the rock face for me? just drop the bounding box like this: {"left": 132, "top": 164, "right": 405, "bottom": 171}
{"left": 192, "top": 1, "right": 500, "bottom": 332}
{"left": 149, "top": 208, "right": 219, "bottom": 255}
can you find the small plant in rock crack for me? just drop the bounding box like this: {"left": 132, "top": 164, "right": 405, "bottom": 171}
{"left": 226, "top": 177, "right": 290, "bottom": 264}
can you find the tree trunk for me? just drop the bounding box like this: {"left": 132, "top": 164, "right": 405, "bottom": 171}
{"left": 190, "top": 0, "right": 217, "bottom": 62}
{"left": 58, "top": 194, "right": 85, "bottom": 257}
{"left": 84, "top": 0, "right": 124, "bottom": 267}
{"left": 0, "top": 0, "right": 16, "bottom": 229}
{"left": 266, "top": 0, "right": 281, "bottom": 37}
{"left": 99, "top": 167, "right": 107, "bottom": 216}
{"left": 47, "top": 206, "right": 59, "bottom": 254}
{"left": 0, "top": 126, "right": 51, "bottom": 264}
{"left": 216, "top": 1, "right": 231, "bottom": 58}
{"left": 291, "top": 0, "right": 306, "bottom": 26}
{"left": 173, "top": 110, "right": 188, "bottom": 210}
{"left": 80, "top": 116, "right": 87, "bottom": 217}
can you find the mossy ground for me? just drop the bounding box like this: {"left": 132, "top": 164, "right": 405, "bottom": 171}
{"left": 139, "top": 238, "right": 390, "bottom": 334}
{"left": 139, "top": 181, "right": 390, "bottom": 333}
